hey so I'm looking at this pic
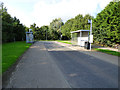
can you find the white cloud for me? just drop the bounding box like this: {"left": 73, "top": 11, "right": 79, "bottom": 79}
{"left": 32, "top": 0, "right": 112, "bottom": 27}
{"left": 1, "top": 0, "right": 112, "bottom": 27}
{"left": 4, "top": 3, "right": 33, "bottom": 26}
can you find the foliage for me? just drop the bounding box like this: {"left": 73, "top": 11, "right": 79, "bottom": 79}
{"left": 93, "top": 1, "right": 120, "bottom": 46}
{"left": 61, "top": 14, "right": 93, "bottom": 39}
{"left": 2, "top": 41, "right": 32, "bottom": 73}
{"left": 29, "top": 18, "right": 64, "bottom": 40}
{"left": 1, "top": 3, "right": 27, "bottom": 43}
{"left": 30, "top": 23, "right": 50, "bottom": 40}
{"left": 61, "top": 18, "right": 74, "bottom": 39}
{"left": 49, "top": 18, "right": 64, "bottom": 40}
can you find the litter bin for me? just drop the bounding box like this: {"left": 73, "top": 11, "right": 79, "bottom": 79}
{"left": 84, "top": 42, "right": 90, "bottom": 49}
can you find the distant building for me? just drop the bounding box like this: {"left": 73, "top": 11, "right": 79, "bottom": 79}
{"left": 26, "top": 29, "right": 34, "bottom": 43}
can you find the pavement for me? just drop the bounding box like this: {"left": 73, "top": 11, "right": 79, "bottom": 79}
{"left": 5, "top": 41, "right": 118, "bottom": 88}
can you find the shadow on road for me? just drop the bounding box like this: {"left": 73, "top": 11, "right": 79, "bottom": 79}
{"left": 48, "top": 50, "right": 118, "bottom": 88}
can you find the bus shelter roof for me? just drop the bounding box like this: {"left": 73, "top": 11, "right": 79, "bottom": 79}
{"left": 71, "top": 30, "right": 90, "bottom": 33}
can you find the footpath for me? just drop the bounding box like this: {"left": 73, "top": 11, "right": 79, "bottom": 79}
{"left": 55, "top": 41, "right": 119, "bottom": 52}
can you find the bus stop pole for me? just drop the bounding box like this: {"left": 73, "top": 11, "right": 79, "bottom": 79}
{"left": 90, "top": 20, "right": 92, "bottom": 50}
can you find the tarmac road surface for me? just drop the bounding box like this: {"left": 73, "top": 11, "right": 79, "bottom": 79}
{"left": 5, "top": 41, "right": 118, "bottom": 88}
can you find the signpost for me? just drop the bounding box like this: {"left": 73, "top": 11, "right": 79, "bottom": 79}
{"left": 29, "top": 29, "right": 32, "bottom": 32}
{"left": 90, "top": 35, "right": 93, "bottom": 43}
{"left": 88, "top": 19, "right": 93, "bottom": 50}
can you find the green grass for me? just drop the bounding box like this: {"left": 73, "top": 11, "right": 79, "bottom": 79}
{"left": 57, "top": 40, "right": 72, "bottom": 44}
{"left": 2, "top": 41, "right": 32, "bottom": 73}
{"left": 94, "top": 48, "right": 120, "bottom": 57}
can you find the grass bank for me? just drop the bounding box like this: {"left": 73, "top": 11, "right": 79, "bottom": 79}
{"left": 94, "top": 48, "right": 120, "bottom": 57}
{"left": 57, "top": 40, "right": 72, "bottom": 44}
{"left": 2, "top": 41, "right": 32, "bottom": 73}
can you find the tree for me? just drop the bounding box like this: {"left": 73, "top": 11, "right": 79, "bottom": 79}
{"left": 49, "top": 18, "right": 64, "bottom": 40}
{"left": 61, "top": 14, "right": 93, "bottom": 39}
{"left": 83, "top": 14, "right": 93, "bottom": 30}
{"left": 39, "top": 25, "right": 49, "bottom": 40}
{"left": 1, "top": 3, "right": 26, "bottom": 42}
{"left": 71, "top": 14, "right": 84, "bottom": 31}
{"left": 61, "top": 18, "right": 74, "bottom": 39}
{"left": 29, "top": 23, "right": 50, "bottom": 40}
{"left": 93, "top": 1, "right": 120, "bottom": 46}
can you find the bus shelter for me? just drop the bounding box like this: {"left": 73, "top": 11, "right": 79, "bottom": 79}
{"left": 26, "top": 32, "right": 34, "bottom": 43}
{"left": 71, "top": 30, "right": 90, "bottom": 46}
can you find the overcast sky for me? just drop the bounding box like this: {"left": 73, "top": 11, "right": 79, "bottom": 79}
{"left": 1, "top": 0, "right": 112, "bottom": 27}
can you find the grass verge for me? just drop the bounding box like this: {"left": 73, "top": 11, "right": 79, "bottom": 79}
{"left": 2, "top": 41, "right": 32, "bottom": 73}
{"left": 94, "top": 48, "right": 120, "bottom": 57}
{"left": 57, "top": 40, "right": 72, "bottom": 44}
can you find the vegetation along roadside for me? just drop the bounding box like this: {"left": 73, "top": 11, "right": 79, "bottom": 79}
{"left": 2, "top": 41, "right": 32, "bottom": 73}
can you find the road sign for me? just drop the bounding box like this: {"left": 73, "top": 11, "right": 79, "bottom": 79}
{"left": 88, "top": 19, "right": 92, "bottom": 23}
{"left": 89, "top": 35, "right": 93, "bottom": 43}
{"left": 29, "top": 29, "right": 32, "bottom": 32}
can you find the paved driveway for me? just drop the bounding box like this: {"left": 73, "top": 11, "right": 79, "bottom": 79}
{"left": 6, "top": 41, "right": 118, "bottom": 88}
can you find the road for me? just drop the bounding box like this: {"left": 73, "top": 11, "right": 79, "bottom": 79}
{"left": 5, "top": 41, "right": 118, "bottom": 88}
